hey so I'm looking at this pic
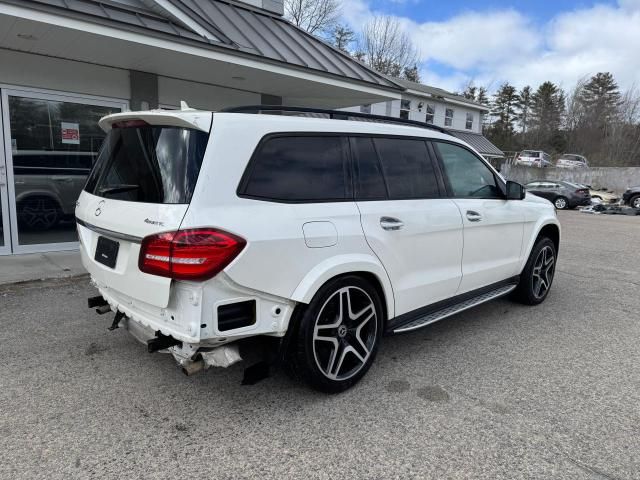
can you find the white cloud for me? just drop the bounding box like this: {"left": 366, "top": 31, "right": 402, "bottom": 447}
{"left": 342, "top": 0, "right": 640, "bottom": 93}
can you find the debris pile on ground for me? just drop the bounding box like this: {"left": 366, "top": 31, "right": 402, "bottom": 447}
{"left": 580, "top": 204, "right": 640, "bottom": 215}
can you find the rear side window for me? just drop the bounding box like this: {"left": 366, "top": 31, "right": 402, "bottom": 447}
{"left": 85, "top": 125, "right": 208, "bottom": 204}
{"left": 373, "top": 138, "right": 440, "bottom": 199}
{"left": 351, "top": 137, "right": 387, "bottom": 200}
{"left": 241, "top": 136, "right": 348, "bottom": 202}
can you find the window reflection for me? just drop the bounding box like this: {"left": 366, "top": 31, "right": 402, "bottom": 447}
{"left": 9, "top": 96, "right": 120, "bottom": 245}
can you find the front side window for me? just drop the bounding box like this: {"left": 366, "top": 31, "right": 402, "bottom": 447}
{"left": 445, "top": 108, "right": 454, "bottom": 127}
{"left": 425, "top": 104, "right": 435, "bottom": 124}
{"left": 435, "top": 142, "right": 501, "bottom": 198}
{"left": 465, "top": 112, "right": 473, "bottom": 130}
{"left": 372, "top": 138, "right": 440, "bottom": 199}
{"left": 241, "top": 136, "right": 348, "bottom": 202}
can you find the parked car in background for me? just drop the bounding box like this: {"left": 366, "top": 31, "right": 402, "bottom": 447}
{"left": 516, "top": 150, "right": 553, "bottom": 168}
{"left": 13, "top": 150, "right": 96, "bottom": 230}
{"left": 578, "top": 185, "right": 619, "bottom": 204}
{"left": 556, "top": 154, "right": 589, "bottom": 169}
{"left": 622, "top": 186, "right": 640, "bottom": 209}
{"left": 525, "top": 180, "right": 591, "bottom": 209}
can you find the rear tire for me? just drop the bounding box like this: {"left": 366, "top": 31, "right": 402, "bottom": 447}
{"left": 514, "top": 237, "right": 557, "bottom": 305}
{"left": 554, "top": 196, "right": 568, "bottom": 210}
{"left": 288, "top": 275, "right": 383, "bottom": 393}
{"left": 630, "top": 195, "right": 640, "bottom": 209}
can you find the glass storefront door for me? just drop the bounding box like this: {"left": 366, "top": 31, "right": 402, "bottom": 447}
{"left": 1, "top": 88, "right": 126, "bottom": 254}
{"left": 0, "top": 101, "right": 10, "bottom": 255}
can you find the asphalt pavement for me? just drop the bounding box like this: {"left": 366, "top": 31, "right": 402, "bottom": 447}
{"left": 1, "top": 211, "right": 639, "bottom": 479}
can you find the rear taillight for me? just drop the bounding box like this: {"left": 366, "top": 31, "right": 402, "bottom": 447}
{"left": 139, "top": 228, "right": 246, "bottom": 281}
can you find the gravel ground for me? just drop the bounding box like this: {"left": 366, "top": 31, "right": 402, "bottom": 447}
{"left": 1, "top": 211, "right": 639, "bottom": 479}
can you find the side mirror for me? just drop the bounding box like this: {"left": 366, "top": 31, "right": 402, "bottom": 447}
{"left": 506, "top": 181, "right": 526, "bottom": 200}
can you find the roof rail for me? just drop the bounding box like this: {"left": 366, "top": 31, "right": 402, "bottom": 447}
{"left": 220, "top": 105, "right": 452, "bottom": 135}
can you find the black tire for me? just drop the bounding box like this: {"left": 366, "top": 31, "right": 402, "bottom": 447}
{"left": 554, "top": 196, "right": 569, "bottom": 210}
{"left": 288, "top": 275, "right": 384, "bottom": 393}
{"left": 17, "top": 196, "right": 61, "bottom": 230}
{"left": 513, "top": 237, "right": 557, "bottom": 305}
{"left": 630, "top": 194, "right": 640, "bottom": 209}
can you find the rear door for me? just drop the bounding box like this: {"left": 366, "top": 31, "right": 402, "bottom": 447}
{"left": 432, "top": 141, "right": 524, "bottom": 294}
{"left": 76, "top": 117, "right": 210, "bottom": 308}
{"left": 353, "top": 136, "right": 463, "bottom": 316}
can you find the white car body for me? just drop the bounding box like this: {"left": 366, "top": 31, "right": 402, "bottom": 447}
{"left": 75, "top": 108, "right": 560, "bottom": 389}
{"left": 516, "top": 150, "right": 553, "bottom": 168}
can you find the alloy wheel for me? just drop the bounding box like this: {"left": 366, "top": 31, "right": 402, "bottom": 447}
{"left": 554, "top": 197, "right": 567, "bottom": 209}
{"left": 312, "top": 286, "right": 378, "bottom": 381}
{"left": 532, "top": 245, "right": 555, "bottom": 299}
{"left": 633, "top": 197, "right": 640, "bottom": 209}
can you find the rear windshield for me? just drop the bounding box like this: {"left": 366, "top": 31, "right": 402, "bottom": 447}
{"left": 84, "top": 125, "right": 209, "bottom": 204}
{"left": 522, "top": 150, "right": 540, "bottom": 158}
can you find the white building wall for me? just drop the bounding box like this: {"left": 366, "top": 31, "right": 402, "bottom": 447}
{"left": 343, "top": 94, "right": 483, "bottom": 134}
{"left": 0, "top": 49, "right": 130, "bottom": 100}
{"left": 158, "top": 77, "right": 260, "bottom": 110}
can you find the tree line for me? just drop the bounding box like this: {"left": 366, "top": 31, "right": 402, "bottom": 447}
{"left": 463, "top": 73, "right": 640, "bottom": 166}
{"left": 284, "top": 0, "right": 640, "bottom": 166}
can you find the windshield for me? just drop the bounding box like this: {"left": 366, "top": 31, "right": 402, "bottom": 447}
{"left": 84, "top": 125, "right": 209, "bottom": 204}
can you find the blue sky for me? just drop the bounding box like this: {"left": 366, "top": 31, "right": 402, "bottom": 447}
{"left": 341, "top": 0, "right": 640, "bottom": 93}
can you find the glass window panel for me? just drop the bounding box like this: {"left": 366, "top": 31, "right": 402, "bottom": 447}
{"left": 8, "top": 95, "right": 121, "bottom": 246}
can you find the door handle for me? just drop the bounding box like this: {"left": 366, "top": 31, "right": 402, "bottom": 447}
{"left": 466, "top": 210, "right": 483, "bottom": 222}
{"left": 0, "top": 166, "right": 6, "bottom": 187}
{"left": 380, "top": 216, "right": 404, "bottom": 231}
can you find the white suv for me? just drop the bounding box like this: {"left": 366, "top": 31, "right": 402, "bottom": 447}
{"left": 76, "top": 106, "right": 560, "bottom": 392}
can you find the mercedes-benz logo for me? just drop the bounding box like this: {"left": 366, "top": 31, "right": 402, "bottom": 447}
{"left": 95, "top": 200, "right": 106, "bottom": 217}
{"left": 337, "top": 324, "right": 347, "bottom": 338}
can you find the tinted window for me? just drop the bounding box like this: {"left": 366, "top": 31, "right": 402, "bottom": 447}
{"left": 373, "top": 138, "right": 439, "bottom": 199}
{"left": 85, "top": 126, "right": 208, "bottom": 204}
{"left": 435, "top": 142, "right": 501, "bottom": 198}
{"left": 351, "top": 137, "right": 386, "bottom": 199}
{"left": 243, "top": 136, "right": 347, "bottom": 202}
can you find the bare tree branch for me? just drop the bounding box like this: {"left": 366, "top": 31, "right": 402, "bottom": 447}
{"left": 284, "top": 0, "right": 341, "bottom": 35}
{"left": 358, "top": 16, "right": 418, "bottom": 77}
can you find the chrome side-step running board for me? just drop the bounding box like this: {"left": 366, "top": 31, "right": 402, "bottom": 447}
{"left": 392, "top": 283, "right": 517, "bottom": 334}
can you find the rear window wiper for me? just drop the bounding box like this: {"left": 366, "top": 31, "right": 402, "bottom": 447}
{"left": 98, "top": 184, "right": 140, "bottom": 196}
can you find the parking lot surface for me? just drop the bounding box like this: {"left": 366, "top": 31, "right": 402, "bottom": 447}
{"left": 1, "top": 211, "right": 639, "bottom": 479}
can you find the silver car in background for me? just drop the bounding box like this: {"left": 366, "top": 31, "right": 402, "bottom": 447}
{"left": 557, "top": 154, "right": 589, "bottom": 169}
{"left": 516, "top": 150, "right": 553, "bottom": 168}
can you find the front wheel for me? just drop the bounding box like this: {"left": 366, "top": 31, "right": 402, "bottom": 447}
{"left": 289, "top": 275, "right": 383, "bottom": 393}
{"left": 514, "top": 237, "right": 557, "bottom": 305}
{"left": 554, "top": 196, "right": 568, "bottom": 210}
{"left": 630, "top": 195, "right": 640, "bottom": 209}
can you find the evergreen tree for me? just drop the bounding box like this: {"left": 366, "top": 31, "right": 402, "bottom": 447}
{"left": 330, "top": 24, "right": 356, "bottom": 53}
{"left": 488, "top": 83, "right": 519, "bottom": 148}
{"left": 516, "top": 85, "right": 533, "bottom": 135}
{"left": 402, "top": 64, "right": 420, "bottom": 82}
{"left": 476, "top": 87, "right": 489, "bottom": 106}
{"left": 530, "top": 81, "right": 565, "bottom": 149}
{"left": 462, "top": 83, "right": 477, "bottom": 101}
{"left": 578, "top": 72, "right": 621, "bottom": 126}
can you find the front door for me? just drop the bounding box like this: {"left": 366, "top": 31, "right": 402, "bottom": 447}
{"left": 351, "top": 136, "right": 463, "bottom": 317}
{"left": 432, "top": 141, "right": 524, "bottom": 294}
